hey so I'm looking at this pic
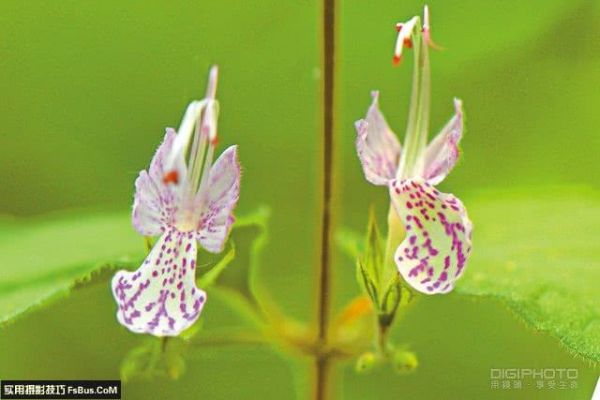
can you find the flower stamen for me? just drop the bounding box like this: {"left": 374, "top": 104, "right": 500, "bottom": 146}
{"left": 393, "top": 16, "right": 418, "bottom": 66}
{"left": 189, "top": 67, "right": 219, "bottom": 194}
{"left": 162, "top": 66, "right": 220, "bottom": 196}
{"left": 422, "top": 5, "right": 441, "bottom": 50}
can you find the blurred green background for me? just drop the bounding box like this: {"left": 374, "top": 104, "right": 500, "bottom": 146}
{"left": 1, "top": 0, "right": 598, "bottom": 399}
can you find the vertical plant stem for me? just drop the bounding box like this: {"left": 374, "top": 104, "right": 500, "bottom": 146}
{"left": 318, "top": 0, "right": 335, "bottom": 343}
{"left": 314, "top": 0, "right": 336, "bottom": 398}
{"left": 377, "top": 323, "right": 391, "bottom": 356}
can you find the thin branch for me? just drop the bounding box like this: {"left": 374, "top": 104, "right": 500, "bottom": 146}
{"left": 190, "top": 330, "right": 267, "bottom": 348}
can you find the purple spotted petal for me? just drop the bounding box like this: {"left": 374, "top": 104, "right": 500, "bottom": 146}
{"left": 389, "top": 179, "right": 472, "bottom": 294}
{"left": 355, "top": 91, "right": 401, "bottom": 186}
{"left": 112, "top": 228, "right": 206, "bottom": 336}
{"left": 132, "top": 129, "right": 183, "bottom": 236}
{"left": 421, "top": 99, "right": 463, "bottom": 185}
{"left": 195, "top": 145, "right": 241, "bottom": 253}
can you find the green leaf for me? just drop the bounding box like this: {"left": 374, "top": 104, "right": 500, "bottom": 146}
{"left": 0, "top": 212, "right": 142, "bottom": 328}
{"left": 456, "top": 186, "right": 600, "bottom": 363}
{"left": 0, "top": 208, "right": 271, "bottom": 330}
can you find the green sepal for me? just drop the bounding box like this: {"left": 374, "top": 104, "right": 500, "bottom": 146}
{"left": 120, "top": 334, "right": 194, "bottom": 382}
{"left": 378, "top": 279, "right": 401, "bottom": 328}
{"left": 196, "top": 242, "right": 236, "bottom": 288}
{"left": 356, "top": 259, "right": 378, "bottom": 305}
{"left": 356, "top": 207, "right": 385, "bottom": 306}
{"left": 363, "top": 206, "right": 384, "bottom": 286}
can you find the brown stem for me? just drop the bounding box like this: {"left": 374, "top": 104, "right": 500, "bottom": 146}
{"left": 314, "top": 355, "right": 332, "bottom": 400}
{"left": 377, "top": 322, "right": 390, "bottom": 357}
{"left": 190, "top": 330, "right": 268, "bottom": 348}
{"left": 317, "top": 0, "right": 335, "bottom": 346}
{"left": 314, "top": 0, "right": 337, "bottom": 397}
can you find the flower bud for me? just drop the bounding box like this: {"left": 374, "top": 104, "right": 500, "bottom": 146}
{"left": 355, "top": 351, "right": 377, "bottom": 374}
{"left": 392, "top": 350, "right": 418, "bottom": 374}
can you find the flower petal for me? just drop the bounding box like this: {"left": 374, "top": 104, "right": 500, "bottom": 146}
{"left": 132, "top": 129, "right": 183, "bottom": 236}
{"left": 355, "top": 91, "right": 401, "bottom": 186}
{"left": 389, "top": 179, "right": 472, "bottom": 294}
{"left": 112, "top": 228, "right": 206, "bottom": 336}
{"left": 196, "top": 145, "right": 241, "bottom": 253}
{"left": 421, "top": 99, "right": 463, "bottom": 185}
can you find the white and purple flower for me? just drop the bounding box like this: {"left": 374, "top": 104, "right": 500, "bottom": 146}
{"left": 112, "top": 66, "right": 240, "bottom": 336}
{"left": 355, "top": 7, "right": 472, "bottom": 295}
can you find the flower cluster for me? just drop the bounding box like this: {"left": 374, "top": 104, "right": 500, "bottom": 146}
{"left": 111, "top": 6, "right": 472, "bottom": 341}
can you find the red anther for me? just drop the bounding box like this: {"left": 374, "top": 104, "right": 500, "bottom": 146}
{"left": 403, "top": 38, "right": 413, "bottom": 49}
{"left": 210, "top": 136, "right": 219, "bottom": 147}
{"left": 395, "top": 23, "right": 403, "bottom": 32}
{"left": 163, "top": 170, "right": 179, "bottom": 185}
{"left": 393, "top": 54, "right": 402, "bottom": 65}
